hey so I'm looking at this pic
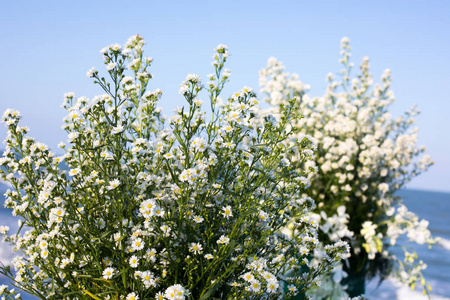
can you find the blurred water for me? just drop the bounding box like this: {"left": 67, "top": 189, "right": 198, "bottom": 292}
{"left": 367, "top": 189, "right": 450, "bottom": 299}
{"left": 0, "top": 182, "right": 449, "bottom": 299}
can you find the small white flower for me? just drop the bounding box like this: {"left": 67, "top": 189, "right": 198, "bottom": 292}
{"left": 164, "top": 284, "right": 187, "bottom": 300}
{"left": 129, "top": 255, "right": 139, "bottom": 268}
{"left": 189, "top": 243, "right": 203, "bottom": 255}
{"left": 221, "top": 206, "right": 233, "bottom": 219}
{"left": 131, "top": 238, "right": 144, "bottom": 251}
{"left": 102, "top": 267, "right": 116, "bottom": 280}
{"left": 106, "top": 62, "right": 117, "bottom": 71}
{"left": 107, "top": 179, "right": 120, "bottom": 190}
{"left": 217, "top": 235, "right": 230, "bottom": 245}
{"left": 86, "top": 67, "right": 96, "bottom": 78}
{"left": 68, "top": 132, "right": 79, "bottom": 142}
{"left": 192, "top": 215, "right": 204, "bottom": 223}
{"left": 126, "top": 292, "right": 138, "bottom": 300}
{"left": 266, "top": 280, "right": 279, "bottom": 293}
{"left": 111, "top": 124, "right": 125, "bottom": 134}
{"left": 69, "top": 168, "right": 81, "bottom": 176}
{"left": 0, "top": 226, "right": 10, "bottom": 234}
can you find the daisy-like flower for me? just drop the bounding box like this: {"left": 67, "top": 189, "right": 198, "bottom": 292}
{"left": 68, "top": 168, "right": 81, "bottom": 177}
{"left": 160, "top": 225, "right": 171, "bottom": 237}
{"left": 131, "top": 238, "right": 144, "bottom": 251}
{"left": 287, "top": 284, "right": 298, "bottom": 294}
{"left": 224, "top": 141, "right": 235, "bottom": 149}
{"left": 155, "top": 292, "right": 164, "bottom": 300}
{"left": 221, "top": 206, "right": 233, "bottom": 219}
{"left": 109, "top": 43, "right": 122, "bottom": 52}
{"left": 189, "top": 243, "right": 203, "bottom": 255}
{"left": 67, "top": 132, "right": 79, "bottom": 142}
{"left": 50, "top": 207, "right": 65, "bottom": 223}
{"left": 111, "top": 124, "right": 125, "bottom": 134}
{"left": 299, "top": 246, "right": 309, "bottom": 256}
{"left": 122, "top": 76, "right": 134, "bottom": 85}
{"left": 191, "top": 137, "right": 207, "bottom": 152}
{"left": 217, "top": 235, "right": 230, "bottom": 245}
{"left": 258, "top": 210, "right": 270, "bottom": 222}
{"left": 192, "top": 215, "right": 204, "bottom": 223}
{"left": 126, "top": 292, "right": 138, "bottom": 300}
{"left": 266, "top": 280, "right": 279, "bottom": 293}
{"left": 107, "top": 179, "right": 120, "bottom": 190}
{"left": 102, "top": 267, "right": 116, "bottom": 280}
{"left": 239, "top": 272, "right": 253, "bottom": 283}
{"left": 204, "top": 254, "right": 213, "bottom": 260}
{"left": 86, "top": 67, "right": 96, "bottom": 78}
{"left": 140, "top": 270, "right": 154, "bottom": 288}
{"left": 106, "top": 62, "right": 117, "bottom": 71}
{"left": 222, "top": 125, "right": 233, "bottom": 133}
{"left": 179, "top": 84, "right": 189, "bottom": 95}
{"left": 139, "top": 199, "right": 156, "bottom": 217}
{"left": 164, "top": 284, "right": 187, "bottom": 300}
{"left": 0, "top": 226, "right": 9, "bottom": 234}
{"left": 249, "top": 280, "right": 261, "bottom": 292}
{"left": 129, "top": 255, "right": 139, "bottom": 268}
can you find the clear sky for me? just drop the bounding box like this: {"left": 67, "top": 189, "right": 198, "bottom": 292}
{"left": 0, "top": 0, "right": 449, "bottom": 192}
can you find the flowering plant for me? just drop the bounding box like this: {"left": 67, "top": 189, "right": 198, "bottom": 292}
{"left": 259, "top": 37, "right": 438, "bottom": 298}
{"left": 0, "top": 35, "right": 348, "bottom": 300}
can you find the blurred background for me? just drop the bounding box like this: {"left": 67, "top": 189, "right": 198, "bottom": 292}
{"left": 0, "top": 1, "right": 449, "bottom": 299}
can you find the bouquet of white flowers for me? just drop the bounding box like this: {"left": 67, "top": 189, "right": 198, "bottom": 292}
{"left": 259, "top": 37, "right": 438, "bottom": 298}
{"left": 0, "top": 35, "right": 348, "bottom": 300}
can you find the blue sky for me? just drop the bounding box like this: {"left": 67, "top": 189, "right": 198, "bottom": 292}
{"left": 0, "top": 0, "right": 449, "bottom": 191}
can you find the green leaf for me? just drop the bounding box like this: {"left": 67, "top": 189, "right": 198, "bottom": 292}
{"left": 199, "top": 283, "right": 219, "bottom": 300}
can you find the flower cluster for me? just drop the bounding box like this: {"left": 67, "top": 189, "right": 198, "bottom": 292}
{"left": 259, "top": 37, "right": 438, "bottom": 297}
{"left": 0, "top": 35, "right": 348, "bottom": 299}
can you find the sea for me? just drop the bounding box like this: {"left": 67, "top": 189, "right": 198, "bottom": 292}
{"left": 0, "top": 181, "right": 449, "bottom": 299}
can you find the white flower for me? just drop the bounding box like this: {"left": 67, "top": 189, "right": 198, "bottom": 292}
{"left": 129, "top": 255, "right": 139, "bottom": 268}
{"left": 378, "top": 183, "right": 389, "bottom": 194}
{"left": 192, "top": 215, "right": 204, "bottom": 223}
{"left": 68, "top": 132, "right": 79, "bottom": 142}
{"left": 69, "top": 168, "right": 81, "bottom": 176}
{"left": 107, "top": 179, "right": 120, "bottom": 190}
{"left": 106, "top": 62, "right": 117, "bottom": 71}
{"left": 131, "top": 238, "right": 144, "bottom": 251}
{"left": 126, "top": 292, "right": 138, "bottom": 300}
{"left": 241, "top": 272, "right": 254, "bottom": 282}
{"left": 86, "top": 67, "right": 96, "bottom": 78}
{"left": 111, "top": 124, "right": 125, "bottom": 134}
{"left": 164, "top": 284, "right": 187, "bottom": 300}
{"left": 189, "top": 243, "right": 203, "bottom": 255}
{"left": 217, "top": 235, "right": 230, "bottom": 245}
{"left": 0, "top": 226, "right": 10, "bottom": 234}
{"left": 179, "top": 84, "right": 189, "bottom": 95}
{"left": 102, "top": 267, "right": 116, "bottom": 280}
{"left": 40, "top": 249, "right": 49, "bottom": 259}
{"left": 249, "top": 280, "right": 261, "bottom": 292}
{"left": 266, "top": 280, "right": 279, "bottom": 293}
{"left": 50, "top": 207, "right": 65, "bottom": 223}
{"left": 160, "top": 225, "right": 171, "bottom": 237}
{"left": 140, "top": 270, "right": 155, "bottom": 288}
{"left": 221, "top": 206, "right": 233, "bottom": 219}
{"left": 361, "top": 221, "right": 377, "bottom": 239}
